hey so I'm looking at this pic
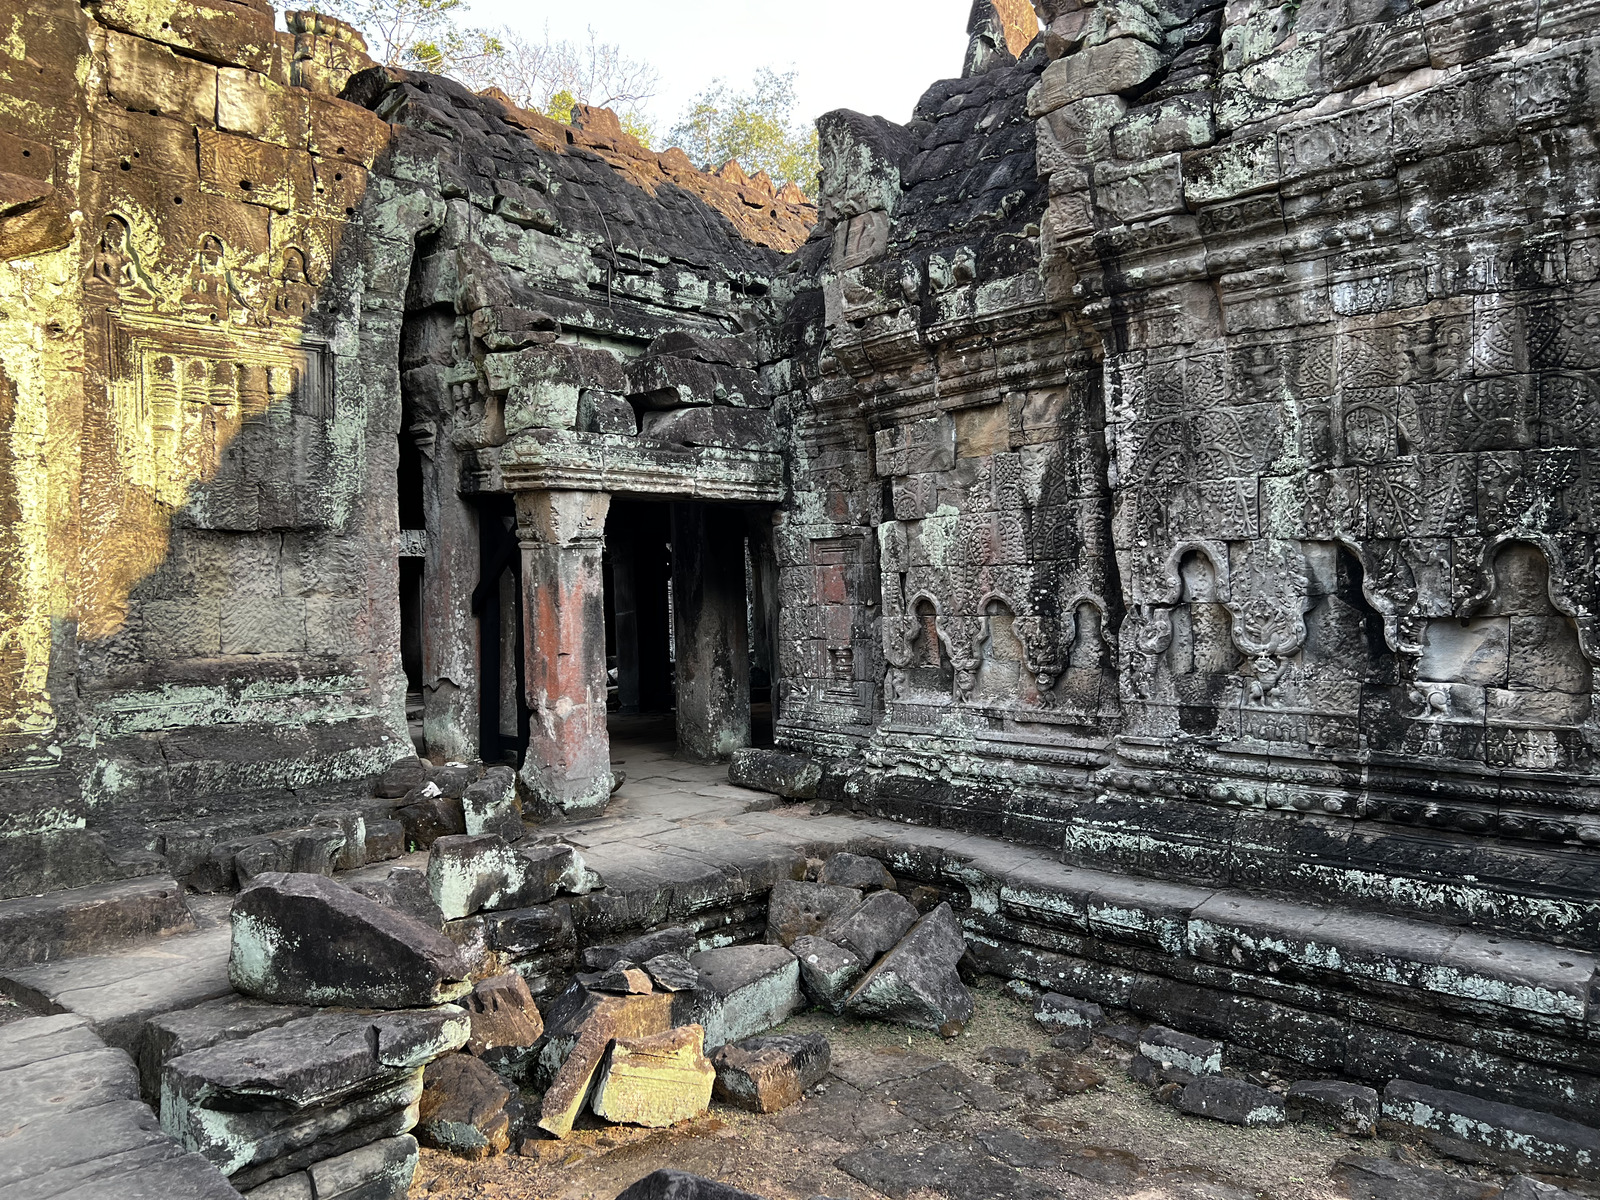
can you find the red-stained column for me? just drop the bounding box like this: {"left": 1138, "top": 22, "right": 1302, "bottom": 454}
{"left": 515, "top": 489, "right": 613, "bottom": 815}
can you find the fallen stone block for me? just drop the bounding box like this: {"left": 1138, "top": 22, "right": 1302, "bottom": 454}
{"left": 591, "top": 1024, "right": 716, "bottom": 1127}
{"left": 364, "top": 819, "right": 406, "bottom": 863}
{"left": 462, "top": 767, "right": 523, "bottom": 841}
{"left": 310, "top": 1133, "right": 419, "bottom": 1200}
{"left": 464, "top": 973, "right": 544, "bottom": 1084}
{"left": 844, "top": 902, "right": 974, "bottom": 1036}
{"left": 817, "top": 852, "right": 895, "bottom": 891}
{"left": 485, "top": 904, "right": 574, "bottom": 956}
{"left": 727, "top": 748, "right": 821, "bottom": 800}
{"left": 1382, "top": 1079, "right": 1600, "bottom": 1178}
{"left": 1176, "top": 1077, "right": 1286, "bottom": 1126}
{"left": 232, "top": 827, "right": 347, "bottom": 886}
{"left": 684, "top": 943, "right": 803, "bottom": 1050}
{"left": 711, "top": 1032, "right": 830, "bottom": 1113}
{"left": 643, "top": 953, "right": 699, "bottom": 992}
{"left": 537, "top": 989, "right": 675, "bottom": 1138}
{"left": 525, "top": 839, "right": 601, "bottom": 894}
{"left": 373, "top": 758, "right": 428, "bottom": 799}
{"left": 418, "top": 1053, "right": 514, "bottom": 1159}
{"left": 229, "top": 872, "right": 471, "bottom": 1008}
{"left": 397, "top": 785, "right": 466, "bottom": 850}
{"left": 820, "top": 888, "right": 919, "bottom": 963}
{"left": 428, "top": 763, "right": 483, "bottom": 799}
{"left": 790, "top": 935, "right": 863, "bottom": 1012}
{"left": 582, "top": 925, "right": 694, "bottom": 970}
{"left": 427, "top": 834, "right": 551, "bottom": 919}
{"left": 1130, "top": 1052, "right": 1195, "bottom": 1088}
{"left": 1332, "top": 1156, "right": 1500, "bottom": 1199}
{"left": 1034, "top": 993, "right": 1104, "bottom": 1034}
{"left": 1138, "top": 1025, "right": 1222, "bottom": 1077}
{"left": 1287, "top": 1079, "right": 1379, "bottom": 1136}
{"left": 764, "top": 879, "right": 863, "bottom": 948}
{"left": 615, "top": 1170, "right": 769, "bottom": 1200}
{"left": 162, "top": 1008, "right": 468, "bottom": 1177}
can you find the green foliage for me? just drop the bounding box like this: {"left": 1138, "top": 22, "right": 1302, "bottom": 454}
{"left": 308, "top": 0, "right": 499, "bottom": 74}
{"left": 666, "top": 68, "right": 819, "bottom": 193}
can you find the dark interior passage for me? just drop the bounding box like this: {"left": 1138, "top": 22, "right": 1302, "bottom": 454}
{"left": 474, "top": 495, "right": 528, "bottom": 767}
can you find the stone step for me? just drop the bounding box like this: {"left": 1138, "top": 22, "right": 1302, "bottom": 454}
{"left": 0, "top": 898, "right": 235, "bottom": 1052}
{"left": 0, "top": 876, "right": 196, "bottom": 969}
{"left": 0, "top": 1013, "right": 240, "bottom": 1199}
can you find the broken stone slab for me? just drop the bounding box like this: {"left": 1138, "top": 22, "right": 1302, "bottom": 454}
{"left": 1287, "top": 1079, "right": 1379, "bottom": 1136}
{"left": 820, "top": 888, "right": 919, "bottom": 963}
{"left": 1176, "top": 1077, "right": 1287, "bottom": 1126}
{"left": 417, "top": 1053, "right": 514, "bottom": 1159}
{"left": 818, "top": 852, "right": 895, "bottom": 891}
{"left": 1381, "top": 1079, "right": 1600, "bottom": 1177}
{"left": 1332, "top": 1156, "right": 1501, "bottom": 1200}
{"left": 138, "top": 994, "right": 316, "bottom": 1103}
{"left": 396, "top": 784, "right": 466, "bottom": 850}
{"left": 844, "top": 902, "right": 974, "bottom": 1036}
{"left": 161, "top": 1007, "right": 468, "bottom": 1177}
{"left": 0, "top": 875, "right": 196, "bottom": 969}
{"left": 427, "top": 763, "right": 484, "bottom": 799}
{"left": 684, "top": 943, "right": 803, "bottom": 1050}
{"left": 764, "top": 879, "right": 863, "bottom": 948}
{"left": 1138, "top": 1025, "right": 1222, "bottom": 1077}
{"left": 591, "top": 1024, "right": 716, "bottom": 1127}
{"left": 728, "top": 748, "right": 821, "bottom": 800}
{"left": 462, "top": 767, "right": 523, "bottom": 842}
{"left": 464, "top": 973, "right": 544, "bottom": 1085}
{"left": 791, "top": 934, "right": 863, "bottom": 1012}
{"left": 229, "top": 872, "right": 471, "bottom": 1008}
{"left": 581, "top": 924, "right": 695, "bottom": 971}
{"left": 536, "top": 989, "right": 674, "bottom": 1138}
{"left": 711, "top": 1032, "right": 830, "bottom": 1113}
{"left": 615, "top": 1170, "right": 769, "bottom": 1200}
{"left": 642, "top": 952, "right": 699, "bottom": 992}
{"left": 592, "top": 964, "right": 655, "bottom": 994}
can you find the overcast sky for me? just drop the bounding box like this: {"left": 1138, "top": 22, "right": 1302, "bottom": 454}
{"left": 458, "top": 0, "right": 984, "bottom": 133}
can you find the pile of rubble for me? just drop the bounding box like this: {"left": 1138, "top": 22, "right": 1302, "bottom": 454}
{"left": 767, "top": 852, "right": 974, "bottom": 1035}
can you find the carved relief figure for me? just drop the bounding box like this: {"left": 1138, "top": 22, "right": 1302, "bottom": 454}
{"left": 903, "top": 596, "right": 954, "bottom": 700}
{"left": 88, "top": 214, "right": 155, "bottom": 302}
{"left": 271, "top": 247, "right": 318, "bottom": 322}
{"left": 974, "top": 595, "right": 1024, "bottom": 702}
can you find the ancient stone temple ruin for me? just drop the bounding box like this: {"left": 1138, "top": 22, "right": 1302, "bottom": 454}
{"left": 2, "top": 0, "right": 1599, "bottom": 1196}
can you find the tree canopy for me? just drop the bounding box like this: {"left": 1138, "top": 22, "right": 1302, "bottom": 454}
{"left": 666, "top": 69, "right": 819, "bottom": 192}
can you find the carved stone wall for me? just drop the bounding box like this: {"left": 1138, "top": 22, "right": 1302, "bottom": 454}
{"left": 0, "top": 0, "right": 812, "bottom": 892}
{"left": 777, "top": 0, "right": 1600, "bottom": 948}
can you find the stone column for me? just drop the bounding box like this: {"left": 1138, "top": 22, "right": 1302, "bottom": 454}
{"left": 671, "top": 502, "right": 750, "bottom": 762}
{"left": 516, "top": 489, "right": 613, "bottom": 813}
{"left": 415, "top": 422, "right": 478, "bottom": 762}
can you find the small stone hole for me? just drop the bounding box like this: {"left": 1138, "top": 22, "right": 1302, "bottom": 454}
{"left": 240, "top": 180, "right": 252, "bottom": 191}
{"left": 172, "top": 195, "right": 183, "bottom": 204}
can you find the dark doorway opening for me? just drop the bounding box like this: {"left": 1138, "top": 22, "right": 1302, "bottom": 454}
{"left": 474, "top": 495, "right": 528, "bottom": 767}
{"left": 397, "top": 425, "right": 427, "bottom": 754}
{"left": 601, "top": 499, "right": 777, "bottom": 761}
